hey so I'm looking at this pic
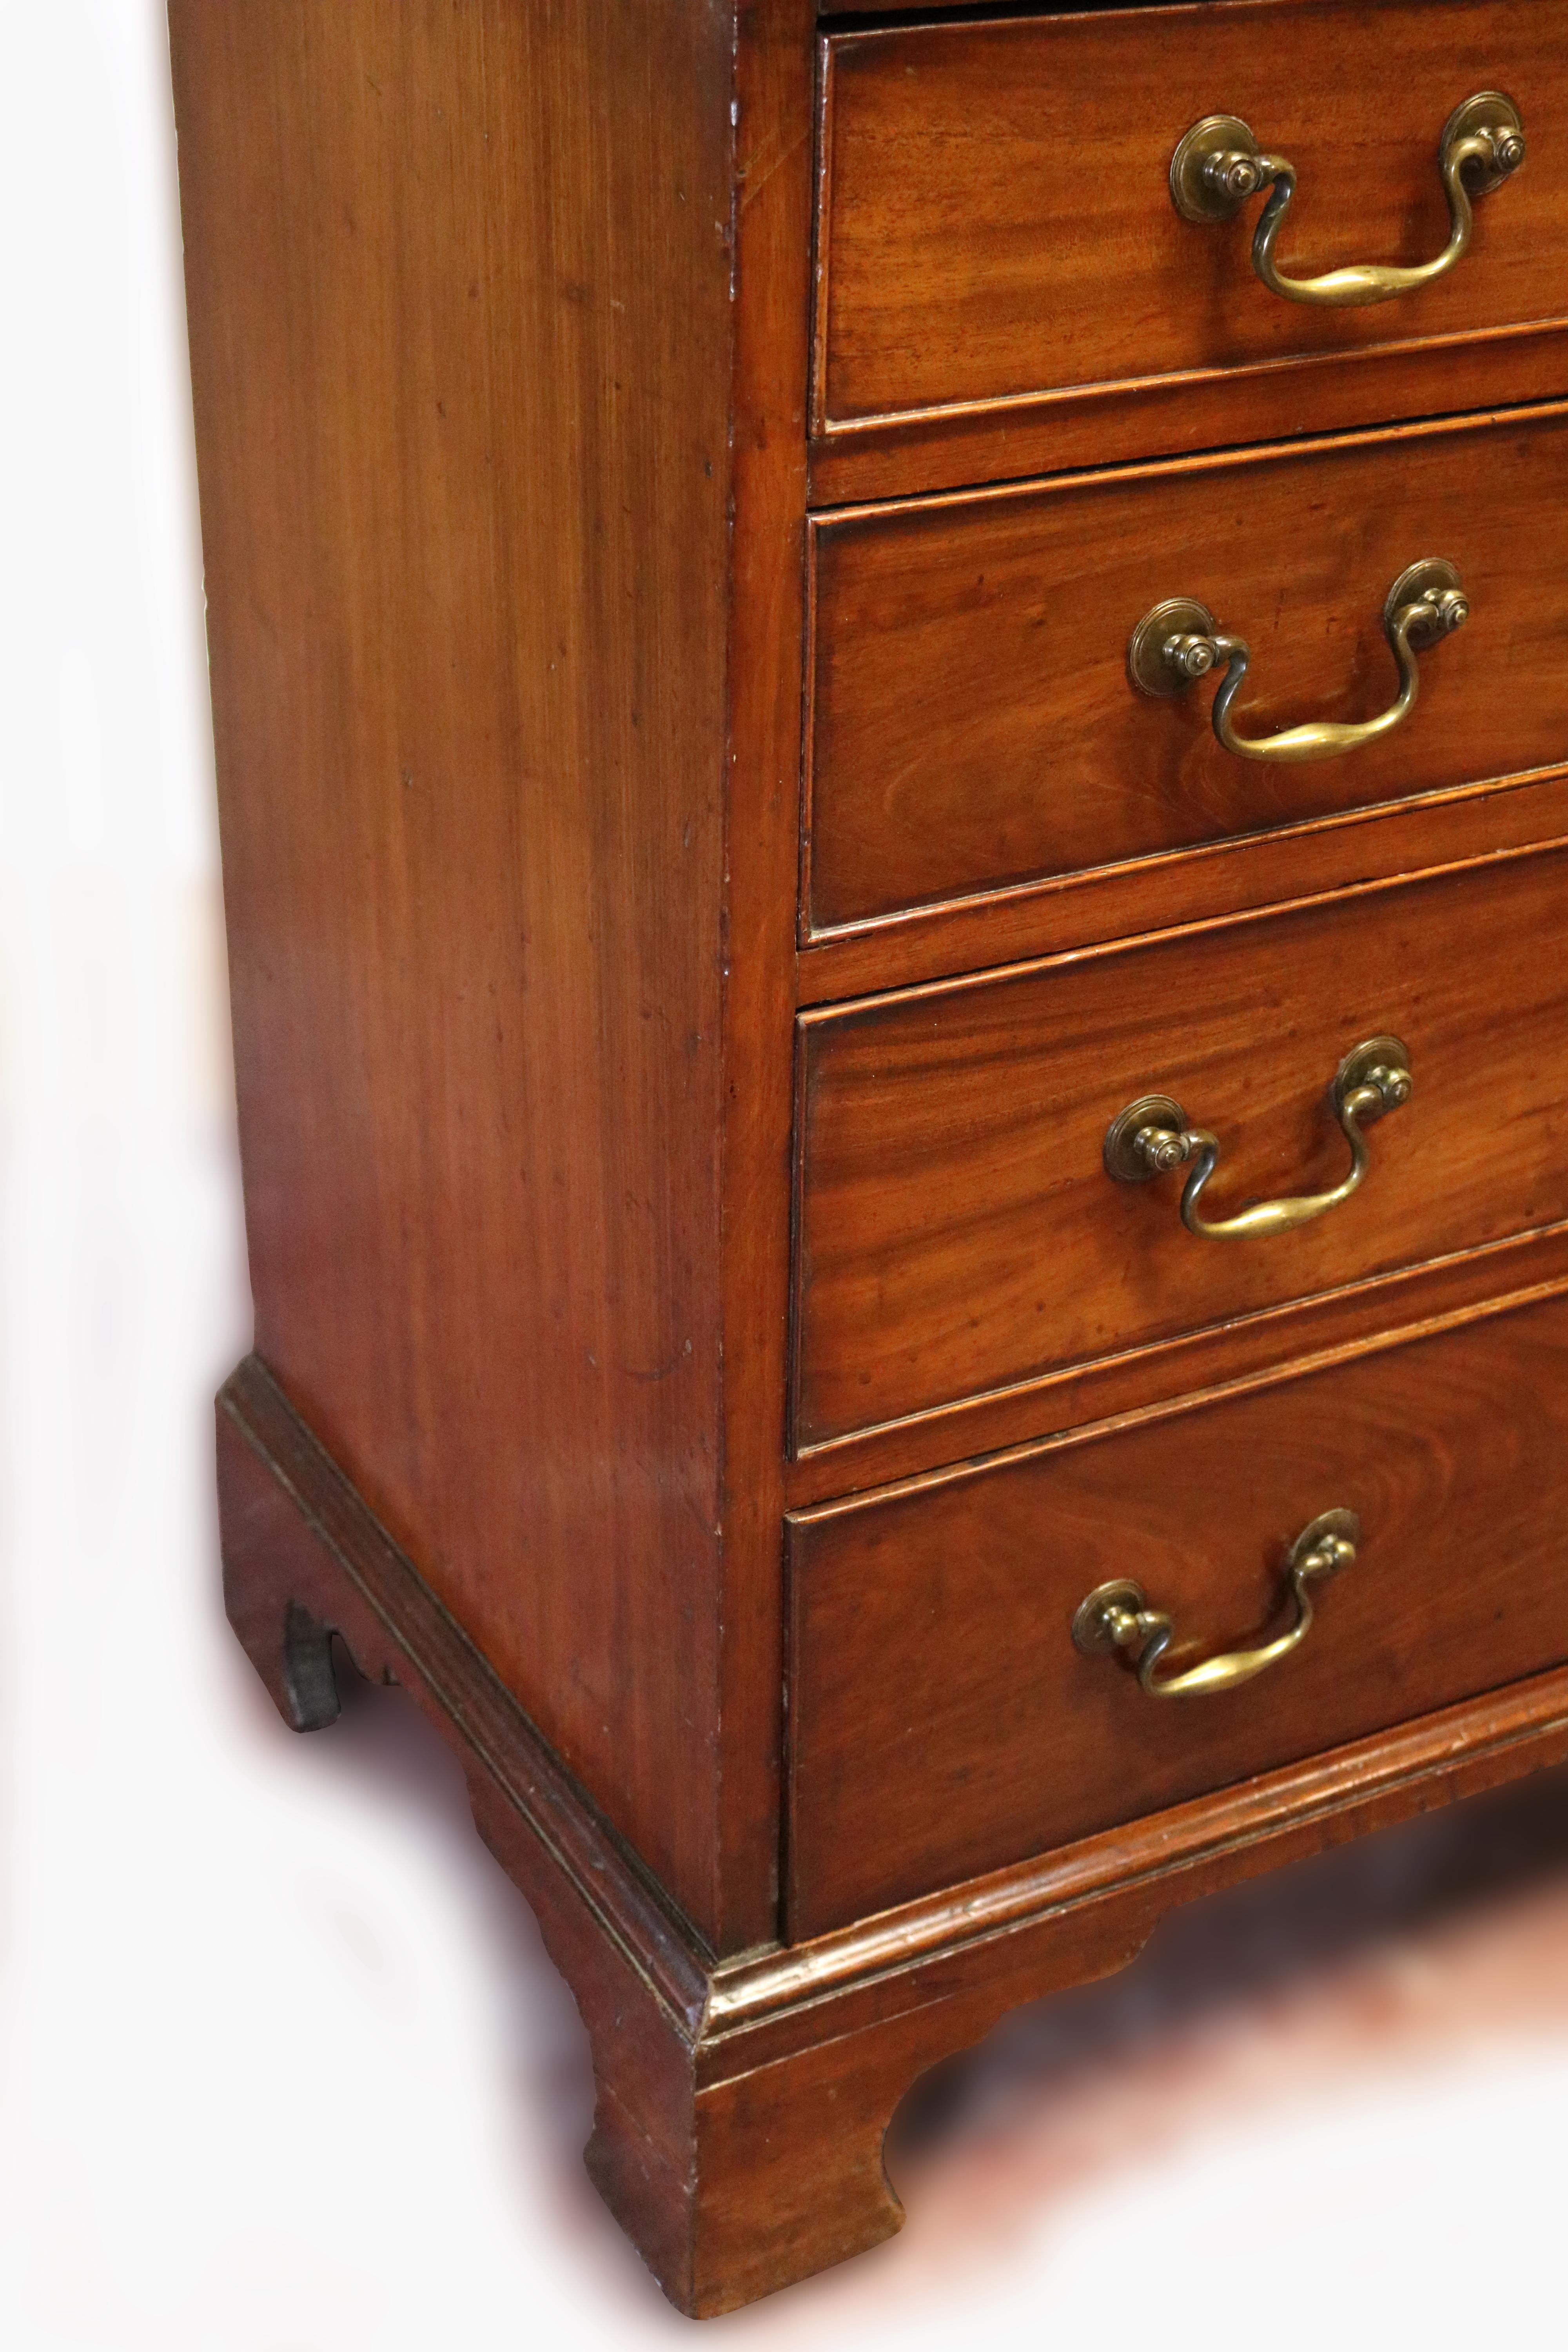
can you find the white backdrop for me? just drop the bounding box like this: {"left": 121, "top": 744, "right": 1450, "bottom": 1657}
{"left": 4, "top": 8, "right": 1568, "bottom": 2347}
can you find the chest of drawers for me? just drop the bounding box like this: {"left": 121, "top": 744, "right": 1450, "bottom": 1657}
{"left": 170, "top": 0, "right": 1568, "bottom": 2315}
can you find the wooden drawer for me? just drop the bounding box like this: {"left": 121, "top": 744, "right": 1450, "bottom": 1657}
{"left": 794, "top": 842, "right": 1568, "bottom": 1451}
{"left": 816, "top": 1, "right": 1568, "bottom": 450}
{"left": 787, "top": 1290, "right": 1568, "bottom": 1936}
{"left": 806, "top": 405, "right": 1568, "bottom": 935}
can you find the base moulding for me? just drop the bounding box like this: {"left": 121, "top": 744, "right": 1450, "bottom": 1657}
{"left": 218, "top": 1351, "right": 1568, "bottom": 2316}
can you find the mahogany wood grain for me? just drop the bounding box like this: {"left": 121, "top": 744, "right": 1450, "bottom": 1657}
{"left": 795, "top": 843, "right": 1568, "bottom": 1449}
{"left": 817, "top": 2, "right": 1568, "bottom": 437}
{"left": 722, "top": 1660, "right": 1568, "bottom": 2073}
{"left": 808, "top": 404, "right": 1568, "bottom": 933}
{"left": 713, "top": 0, "right": 818, "bottom": 1946}
{"left": 810, "top": 319, "right": 1568, "bottom": 508}
{"left": 797, "top": 766, "right": 1568, "bottom": 1007}
{"left": 785, "top": 1221, "right": 1568, "bottom": 1508}
{"left": 788, "top": 1290, "right": 1568, "bottom": 1935}
{"left": 169, "top": 0, "right": 822, "bottom": 1953}
{"left": 820, "top": 0, "right": 1146, "bottom": 11}
{"left": 221, "top": 1346, "right": 1568, "bottom": 2306}
{"left": 176, "top": 0, "right": 1568, "bottom": 2309}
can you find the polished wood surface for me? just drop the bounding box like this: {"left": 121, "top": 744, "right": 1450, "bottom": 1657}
{"left": 711, "top": 0, "right": 819, "bottom": 1954}
{"left": 787, "top": 1224, "right": 1568, "bottom": 1508}
{"left": 221, "top": 1348, "right": 1568, "bottom": 2308}
{"left": 817, "top": 1, "right": 1568, "bottom": 437}
{"left": 788, "top": 1290, "right": 1568, "bottom": 1935}
{"left": 813, "top": 319, "right": 1568, "bottom": 508}
{"left": 798, "top": 766, "right": 1568, "bottom": 1007}
{"left": 169, "top": 0, "right": 813, "bottom": 1951}
{"left": 174, "top": 0, "right": 1568, "bottom": 2312}
{"left": 808, "top": 405, "right": 1568, "bottom": 932}
{"left": 795, "top": 843, "right": 1568, "bottom": 1448}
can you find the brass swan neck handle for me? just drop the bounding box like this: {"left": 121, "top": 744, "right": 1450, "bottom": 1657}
{"left": 1103, "top": 1036, "right": 1413, "bottom": 1242}
{"left": 1072, "top": 1510, "right": 1361, "bottom": 1699}
{"left": 1128, "top": 560, "right": 1469, "bottom": 764}
{"left": 1170, "top": 91, "right": 1526, "bottom": 308}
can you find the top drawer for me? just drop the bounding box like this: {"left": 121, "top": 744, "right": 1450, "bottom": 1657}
{"left": 816, "top": 1, "right": 1568, "bottom": 469}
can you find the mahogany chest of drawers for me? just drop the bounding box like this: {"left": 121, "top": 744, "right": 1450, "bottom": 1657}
{"left": 170, "top": 0, "right": 1568, "bottom": 2315}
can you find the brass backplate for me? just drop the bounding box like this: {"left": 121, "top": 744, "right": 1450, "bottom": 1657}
{"left": 1127, "top": 598, "right": 1218, "bottom": 698}
{"left": 1441, "top": 89, "right": 1525, "bottom": 195}
{"left": 1383, "top": 556, "right": 1464, "bottom": 644}
{"left": 1169, "top": 113, "right": 1260, "bottom": 222}
{"left": 1332, "top": 1035, "right": 1411, "bottom": 1123}
{"left": 1103, "top": 1094, "right": 1188, "bottom": 1183}
{"left": 1072, "top": 1580, "right": 1146, "bottom": 1657}
{"left": 1287, "top": 1507, "right": 1362, "bottom": 1577}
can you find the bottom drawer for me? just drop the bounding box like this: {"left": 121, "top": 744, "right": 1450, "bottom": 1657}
{"left": 786, "top": 1292, "right": 1568, "bottom": 1938}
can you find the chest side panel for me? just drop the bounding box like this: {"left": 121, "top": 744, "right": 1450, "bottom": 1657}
{"left": 171, "top": 0, "right": 742, "bottom": 1938}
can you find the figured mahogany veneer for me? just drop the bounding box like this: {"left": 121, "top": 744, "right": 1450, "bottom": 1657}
{"left": 807, "top": 405, "right": 1568, "bottom": 934}
{"left": 171, "top": 0, "right": 1568, "bottom": 2318}
{"left": 815, "top": 0, "right": 1568, "bottom": 491}
{"left": 795, "top": 842, "right": 1568, "bottom": 1449}
{"left": 788, "top": 1289, "right": 1568, "bottom": 1935}
{"left": 796, "top": 766, "right": 1568, "bottom": 1006}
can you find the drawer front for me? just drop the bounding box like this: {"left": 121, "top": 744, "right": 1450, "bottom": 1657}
{"left": 794, "top": 844, "right": 1568, "bottom": 1450}
{"left": 788, "top": 1292, "right": 1568, "bottom": 1936}
{"left": 817, "top": 1, "right": 1568, "bottom": 435}
{"left": 808, "top": 407, "right": 1568, "bottom": 935}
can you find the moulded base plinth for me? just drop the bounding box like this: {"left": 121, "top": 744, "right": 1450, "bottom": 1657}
{"left": 217, "top": 1352, "right": 1568, "bottom": 2316}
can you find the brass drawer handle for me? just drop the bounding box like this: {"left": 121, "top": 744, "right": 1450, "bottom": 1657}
{"left": 1072, "top": 1509, "right": 1360, "bottom": 1699}
{"left": 1103, "top": 1035, "right": 1412, "bottom": 1241}
{"left": 1128, "top": 560, "right": 1469, "bottom": 764}
{"left": 1169, "top": 91, "right": 1525, "bottom": 307}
